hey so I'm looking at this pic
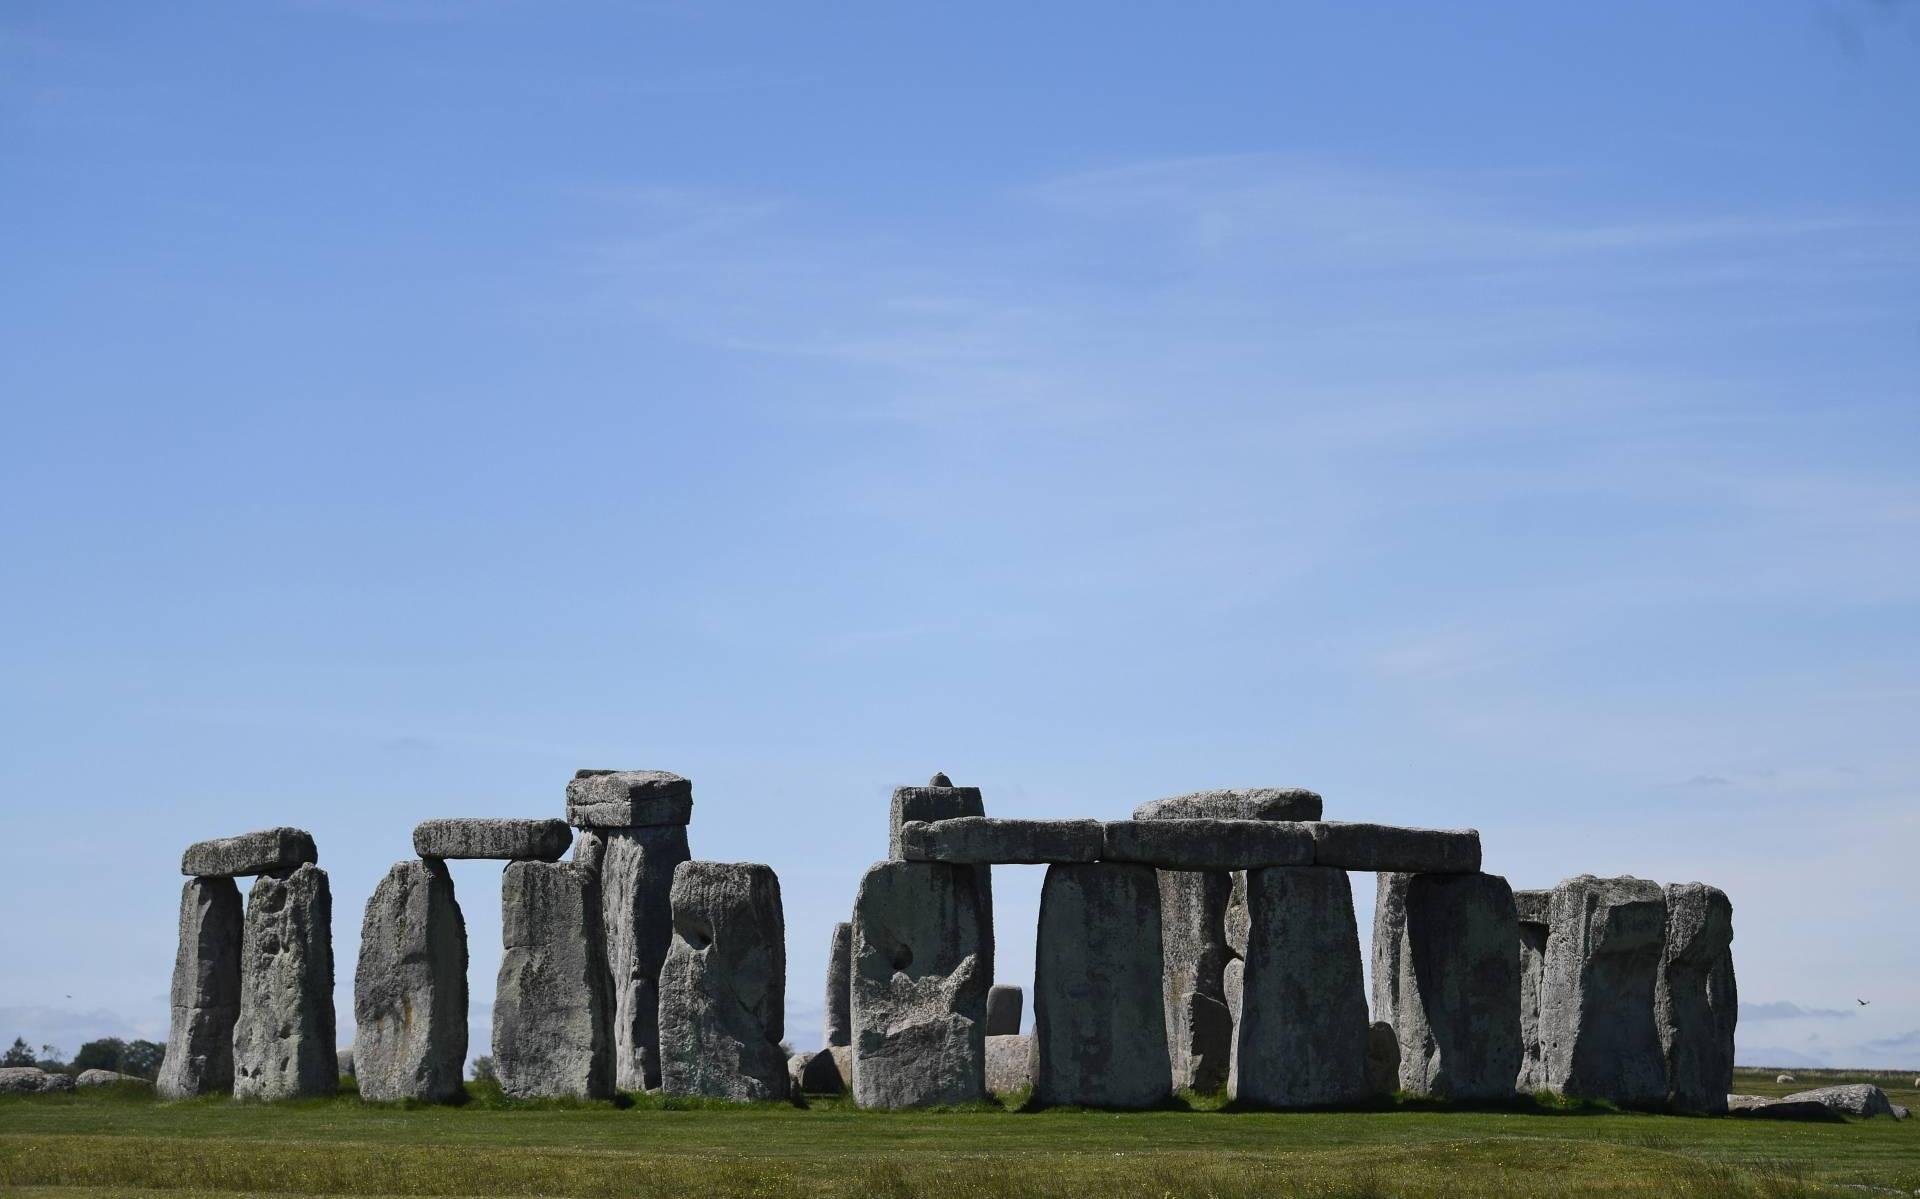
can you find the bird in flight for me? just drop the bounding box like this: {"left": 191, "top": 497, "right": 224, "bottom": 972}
{"left": 1858, "top": 998, "right": 1871, "bottom": 1006}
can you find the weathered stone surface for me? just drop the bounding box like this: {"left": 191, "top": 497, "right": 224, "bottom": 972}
{"left": 0, "top": 1067, "right": 75, "bottom": 1094}
{"left": 1727, "top": 1093, "right": 1843, "bottom": 1121}
{"left": 1306, "top": 823, "right": 1480, "bottom": 874}
{"left": 1154, "top": 869, "right": 1233, "bottom": 1093}
{"left": 1657, "top": 883, "right": 1735, "bottom": 1114}
{"left": 1223, "top": 958, "right": 1243, "bottom": 1025}
{"left": 566, "top": 769, "right": 693, "bottom": 829}
{"left": 156, "top": 875, "right": 243, "bottom": 1099}
{"left": 412, "top": 819, "right": 571, "bottom": 862}
{"left": 571, "top": 828, "right": 605, "bottom": 872}
{"left": 601, "top": 825, "right": 691, "bottom": 1091}
{"left": 1780, "top": 1083, "right": 1902, "bottom": 1119}
{"left": 659, "top": 861, "right": 788, "bottom": 1101}
{"left": 1371, "top": 872, "right": 1521, "bottom": 1099}
{"left": 1777, "top": 1073, "right": 1796, "bottom": 1084}
{"left": 851, "top": 860, "right": 989, "bottom": 1108}
{"left": 790, "top": 1047, "right": 846, "bottom": 1094}
{"left": 234, "top": 863, "right": 338, "bottom": 1101}
{"left": 1513, "top": 888, "right": 1553, "bottom": 926}
{"left": 889, "top": 782, "right": 985, "bottom": 859}
{"left": 1132, "top": 788, "right": 1324, "bottom": 823}
{"left": 1100, "top": 819, "right": 1313, "bottom": 870}
{"left": 1366, "top": 1022, "right": 1399, "bottom": 1096}
{"left": 353, "top": 859, "right": 468, "bottom": 1102}
{"left": 1230, "top": 866, "right": 1370, "bottom": 1108}
{"left": 1514, "top": 891, "right": 1551, "bottom": 1093}
{"left": 825, "top": 921, "right": 853, "bottom": 1047}
{"left": 1539, "top": 875, "right": 1667, "bottom": 1105}
{"left": 987, "top": 984, "right": 1023, "bottom": 1036}
{"left": 1226, "top": 872, "right": 1249, "bottom": 957}
{"left": 76, "top": 1069, "right": 149, "bottom": 1088}
{"left": 901, "top": 817, "right": 1103, "bottom": 865}
{"left": 1033, "top": 863, "right": 1171, "bottom": 1109}
{"left": 494, "top": 860, "right": 613, "bottom": 1099}
{"left": 986, "top": 1034, "right": 1033, "bottom": 1097}
{"left": 337, "top": 1045, "right": 353, "bottom": 1077}
{"left": 180, "top": 828, "right": 317, "bottom": 878}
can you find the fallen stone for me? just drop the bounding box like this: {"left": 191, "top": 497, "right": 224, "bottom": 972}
{"left": 1777, "top": 1073, "right": 1796, "bottom": 1083}
{"left": 986, "top": 1034, "right": 1033, "bottom": 1097}
{"left": 659, "top": 861, "right": 789, "bottom": 1101}
{"left": 1656, "top": 882, "right": 1735, "bottom": 1114}
{"left": 1131, "top": 788, "right": 1324, "bottom": 822}
{"left": 1371, "top": 872, "right": 1521, "bottom": 1100}
{"left": 851, "top": 860, "right": 989, "bottom": 1108}
{"left": 1539, "top": 875, "right": 1667, "bottom": 1106}
{"left": 494, "top": 860, "right": 613, "bottom": 1099}
{"left": 601, "top": 825, "right": 691, "bottom": 1091}
{"left": 0, "top": 1067, "right": 74, "bottom": 1094}
{"left": 156, "top": 875, "right": 243, "bottom": 1098}
{"left": 889, "top": 781, "right": 985, "bottom": 859}
{"left": 180, "top": 828, "right": 317, "bottom": 878}
{"left": 411, "top": 818, "right": 571, "bottom": 861}
{"left": 987, "top": 984, "right": 1023, "bottom": 1036}
{"left": 353, "top": 858, "right": 469, "bottom": 1102}
{"left": 1366, "top": 1022, "right": 1399, "bottom": 1096}
{"left": 1514, "top": 891, "right": 1551, "bottom": 1093}
{"left": 76, "top": 1069, "right": 149, "bottom": 1088}
{"left": 1100, "top": 819, "right": 1314, "bottom": 870}
{"left": 901, "top": 817, "right": 1103, "bottom": 865}
{"left": 825, "top": 921, "right": 853, "bottom": 1047}
{"left": 1306, "top": 823, "right": 1480, "bottom": 874}
{"left": 1727, "top": 1093, "right": 1843, "bottom": 1121}
{"left": 234, "top": 863, "right": 339, "bottom": 1101}
{"left": 1230, "top": 866, "right": 1371, "bottom": 1108}
{"left": 1155, "top": 869, "right": 1234, "bottom": 1093}
{"left": 1780, "top": 1083, "right": 1902, "bottom": 1119}
{"left": 1033, "top": 862, "right": 1171, "bottom": 1109}
{"left": 566, "top": 769, "right": 693, "bottom": 828}
{"left": 790, "top": 1047, "right": 846, "bottom": 1094}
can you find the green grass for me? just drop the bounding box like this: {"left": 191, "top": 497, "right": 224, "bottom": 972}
{"left": 0, "top": 1069, "right": 1912, "bottom": 1198}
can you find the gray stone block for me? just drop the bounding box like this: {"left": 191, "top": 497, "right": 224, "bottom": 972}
{"left": 353, "top": 859, "right": 468, "bottom": 1102}
{"left": 1101, "top": 819, "right": 1313, "bottom": 870}
{"left": 1515, "top": 895, "right": 1551, "bottom": 1093}
{"left": 1033, "top": 863, "right": 1171, "bottom": 1109}
{"left": 1657, "top": 882, "right": 1735, "bottom": 1114}
{"left": 180, "top": 828, "right": 317, "bottom": 878}
{"left": 601, "top": 825, "right": 691, "bottom": 1091}
{"left": 1229, "top": 866, "right": 1370, "bottom": 1108}
{"left": 412, "top": 818, "right": 572, "bottom": 862}
{"left": 234, "top": 864, "right": 338, "bottom": 1101}
{"left": 851, "top": 860, "right": 989, "bottom": 1108}
{"left": 889, "top": 781, "right": 985, "bottom": 859}
{"left": 1513, "top": 888, "right": 1553, "bottom": 926}
{"left": 986, "top": 1034, "right": 1033, "bottom": 1097}
{"left": 566, "top": 769, "right": 693, "bottom": 829}
{"left": 900, "top": 817, "right": 1103, "bottom": 865}
{"left": 1131, "top": 788, "right": 1323, "bottom": 822}
{"left": 790, "top": 1046, "right": 846, "bottom": 1094}
{"left": 1306, "top": 823, "right": 1480, "bottom": 874}
{"left": 0, "top": 1067, "right": 75, "bottom": 1094}
{"left": 1539, "top": 875, "right": 1667, "bottom": 1105}
{"left": 825, "top": 921, "right": 853, "bottom": 1048}
{"left": 659, "top": 861, "right": 788, "bottom": 1102}
{"left": 1779, "top": 1083, "right": 1900, "bottom": 1118}
{"left": 1366, "top": 1021, "right": 1399, "bottom": 1096}
{"left": 494, "top": 860, "right": 613, "bottom": 1099}
{"left": 157, "top": 875, "right": 242, "bottom": 1099}
{"left": 1156, "top": 869, "right": 1233, "bottom": 1093}
{"left": 77, "top": 1069, "right": 149, "bottom": 1088}
{"left": 1371, "top": 872, "right": 1521, "bottom": 1100}
{"left": 571, "top": 828, "right": 605, "bottom": 872}
{"left": 986, "top": 984, "right": 1023, "bottom": 1036}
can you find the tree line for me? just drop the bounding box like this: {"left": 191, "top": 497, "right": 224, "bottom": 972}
{"left": 3, "top": 1036, "right": 166, "bottom": 1080}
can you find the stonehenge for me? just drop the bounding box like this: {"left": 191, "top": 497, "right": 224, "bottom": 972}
{"left": 900, "top": 817, "right": 1103, "bottom": 865}
{"left": 658, "top": 861, "right": 789, "bottom": 1101}
{"left": 181, "top": 828, "right": 318, "bottom": 878}
{"left": 411, "top": 818, "right": 572, "bottom": 862}
{"left": 825, "top": 921, "right": 853, "bottom": 1047}
{"left": 1538, "top": 875, "right": 1669, "bottom": 1106}
{"left": 1513, "top": 888, "right": 1552, "bottom": 1092}
{"left": 595, "top": 826, "right": 692, "bottom": 1091}
{"left": 233, "top": 862, "right": 338, "bottom": 1100}
{"left": 353, "top": 859, "right": 468, "bottom": 1102}
{"left": 494, "top": 860, "right": 613, "bottom": 1099}
{"left": 1656, "top": 882, "right": 1736, "bottom": 1113}
{"left": 157, "top": 875, "right": 243, "bottom": 1098}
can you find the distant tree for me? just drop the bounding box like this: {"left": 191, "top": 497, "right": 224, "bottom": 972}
{"left": 73, "top": 1037, "right": 129, "bottom": 1073}
{"left": 2, "top": 1038, "right": 33, "bottom": 1067}
{"left": 36, "top": 1044, "right": 68, "bottom": 1072}
{"left": 470, "top": 1055, "right": 496, "bottom": 1083}
{"left": 124, "top": 1040, "right": 166, "bottom": 1080}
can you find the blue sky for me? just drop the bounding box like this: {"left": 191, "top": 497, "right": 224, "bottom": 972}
{"left": 2, "top": 1, "right": 1916, "bottom": 1070}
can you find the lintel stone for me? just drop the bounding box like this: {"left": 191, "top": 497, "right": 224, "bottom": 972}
{"left": 180, "top": 828, "right": 317, "bottom": 878}
{"left": 1100, "top": 819, "right": 1313, "bottom": 870}
{"left": 566, "top": 769, "right": 693, "bottom": 829}
{"left": 900, "top": 817, "right": 1103, "bottom": 865}
{"left": 412, "top": 818, "right": 572, "bottom": 861}
{"left": 1307, "top": 822, "right": 1481, "bottom": 873}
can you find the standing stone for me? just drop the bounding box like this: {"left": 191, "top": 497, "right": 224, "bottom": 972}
{"left": 1155, "top": 869, "right": 1235, "bottom": 1093}
{"left": 1229, "top": 866, "right": 1369, "bottom": 1108}
{"left": 1539, "top": 875, "right": 1668, "bottom": 1105}
{"left": 571, "top": 828, "right": 606, "bottom": 872}
{"left": 233, "top": 864, "right": 338, "bottom": 1101}
{"left": 825, "top": 921, "right": 853, "bottom": 1048}
{"left": 986, "top": 984, "right": 1023, "bottom": 1035}
{"left": 1032, "top": 863, "right": 1171, "bottom": 1109}
{"left": 1514, "top": 889, "right": 1551, "bottom": 1092}
{"left": 986, "top": 1034, "right": 1033, "bottom": 1096}
{"left": 1371, "top": 872, "right": 1521, "bottom": 1100}
{"left": 658, "top": 862, "right": 788, "bottom": 1101}
{"left": 851, "top": 860, "right": 989, "bottom": 1108}
{"left": 494, "top": 861, "right": 613, "bottom": 1099}
{"left": 888, "top": 775, "right": 993, "bottom": 985}
{"left": 600, "top": 825, "right": 691, "bottom": 1091}
{"left": 1657, "top": 882, "right": 1735, "bottom": 1114}
{"left": 353, "top": 859, "right": 468, "bottom": 1102}
{"left": 1366, "top": 1021, "right": 1400, "bottom": 1096}
{"left": 156, "top": 876, "right": 243, "bottom": 1098}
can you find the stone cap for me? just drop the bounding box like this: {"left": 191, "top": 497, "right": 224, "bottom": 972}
{"left": 181, "top": 827, "right": 318, "bottom": 877}
{"left": 1132, "top": 788, "right": 1323, "bottom": 823}
{"left": 1305, "top": 821, "right": 1481, "bottom": 874}
{"left": 888, "top": 780, "right": 985, "bottom": 859}
{"left": 413, "top": 818, "right": 572, "bottom": 861}
{"left": 1512, "top": 888, "right": 1553, "bottom": 926}
{"left": 1101, "top": 818, "right": 1315, "bottom": 870}
{"left": 566, "top": 769, "right": 693, "bottom": 829}
{"left": 899, "top": 817, "right": 1103, "bottom": 864}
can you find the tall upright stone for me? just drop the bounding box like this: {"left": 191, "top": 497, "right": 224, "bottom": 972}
{"left": 889, "top": 774, "right": 992, "bottom": 981}
{"left": 850, "top": 860, "right": 989, "bottom": 1108}
{"left": 658, "top": 861, "right": 788, "bottom": 1101}
{"left": 825, "top": 921, "right": 853, "bottom": 1048}
{"left": 1657, "top": 882, "right": 1736, "bottom": 1114}
{"left": 1513, "top": 889, "right": 1551, "bottom": 1092}
{"left": 1539, "top": 875, "right": 1668, "bottom": 1105}
{"left": 1032, "top": 862, "right": 1171, "bottom": 1109}
{"left": 1230, "top": 865, "right": 1369, "bottom": 1108}
{"left": 353, "top": 859, "right": 468, "bottom": 1102}
{"left": 986, "top": 984, "right": 1023, "bottom": 1036}
{"left": 233, "top": 863, "right": 338, "bottom": 1101}
{"left": 156, "top": 876, "right": 243, "bottom": 1098}
{"left": 1371, "top": 871, "right": 1521, "bottom": 1100}
{"left": 494, "top": 860, "right": 613, "bottom": 1099}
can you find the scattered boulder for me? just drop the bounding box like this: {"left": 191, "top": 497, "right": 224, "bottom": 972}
{"left": 825, "top": 921, "right": 853, "bottom": 1047}
{"left": 180, "top": 828, "right": 318, "bottom": 878}
{"left": 1776, "top": 1073, "right": 1796, "bottom": 1084}
{"left": 1512, "top": 889, "right": 1551, "bottom": 1093}
{"left": 233, "top": 863, "right": 338, "bottom": 1101}
{"left": 1100, "top": 819, "right": 1313, "bottom": 870}
{"left": 986, "top": 1034, "right": 1033, "bottom": 1097}
{"left": 1656, "top": 882, "right": 1735, "bottom": 1114}
{"left": 0, "top": 1067, "right": 74, "bottom": 1094}
{"left": 76, "top": 1069, "right": 148, "bottom": 1088}
{"left": 1230, "top": 866, "right": 1370, "bottom": 1108}
{"left": 1728, "top": 1093, "right": 1842, "bottom": 1121}
{"left": 1366, "top": 1022, "right": 1400, "bottom": 1096}
{"left": 658, "top": 862, "right": 789, "bottom": 1102}
{"left": 1154, "top": 868, "right": 1234, "bottom": 1093}
{"left": 494, "top": 860, "right": 613, "bottom": 1099}
{"left": 601, "top": 824, "right": 691, "bottom": 1091}
{"left": 1779, "top": 1083, "right": 1903, "bottom": 1119}
{"left": 156, "top": 875, "right": 243, "bottom": 1098}
{"left": 790, "top": 1047, "right": 846, "bottom": 1094}
{"left": 1305, "top": 823, "right": 1480, "bottom": 874}
{"left": 566, "top": 769, "right": 693, "bottom": 829}
{"left": 1132, "top": 788, "right": 1323, "bottom": 822}
{"left": 411, "top": 818, "right": 571, "bottom": 862}
{"left": 900, "top": 817, "right": 1103, "bottom": 864}
{"left": 353, "top": 858, "right": 469, "bottom": 1102}
{"left": 1539, "top": 876, "right": 1667, "bottom": 1106}
{"left": 986, "top": 984, "right": 1023, "bottom": 1036}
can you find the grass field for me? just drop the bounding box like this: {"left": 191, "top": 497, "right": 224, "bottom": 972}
{"left": 2, "top": 1069, "right": 1914, "bottom": 1198}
